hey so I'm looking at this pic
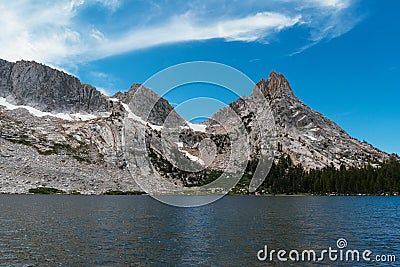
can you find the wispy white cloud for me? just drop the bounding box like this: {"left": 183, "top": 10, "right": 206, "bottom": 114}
{"left": 0, "top": 0, "right": 360, "bottom": 69}
{"left": 85, "top": 12, "right": 301, "bottom": 61}
{"left": 90, "top": 29, "right": 106, "bottom": 42}
{"left": 94, "top": 0, "right": 120, "bottom": 11}
{"left": 288, "top": 0, "right": 362, "bottom": 55}
{"left": 0, "top": 1, "right": 82, "bottom": 65}
{"left": 306, "top": 0, "right": 350, "bottom": 9}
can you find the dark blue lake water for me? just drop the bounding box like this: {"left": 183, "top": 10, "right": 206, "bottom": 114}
{"left": 0, "top": 196, "right": 399, "bottom": 266}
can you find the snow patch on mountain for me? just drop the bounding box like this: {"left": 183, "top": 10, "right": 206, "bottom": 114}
{"left": 175, "top": 142, "right": 205, "bottom": 165}
{"left": 121, "top": 103, "right": 163, "bottom": 131}
{"left": 0, "top": 97, "right": 102, "bottom": 121}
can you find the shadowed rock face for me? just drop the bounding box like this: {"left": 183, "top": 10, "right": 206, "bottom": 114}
{"left": 0, "top": 60, "right": 108, "bottom": 113}
{"left": 0, "top": 59, "right": 13, "bottom": 96}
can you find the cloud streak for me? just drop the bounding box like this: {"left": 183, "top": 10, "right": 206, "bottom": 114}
{"left": 0, "top": 0, "right": 360, "bottom": 69}
{"left": 87, "top": 12, "right": 301, "bottom": 61}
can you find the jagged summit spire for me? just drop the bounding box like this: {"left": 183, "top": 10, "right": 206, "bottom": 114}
{"left": 254, "top": 70, "right": 293, "bottom": 99}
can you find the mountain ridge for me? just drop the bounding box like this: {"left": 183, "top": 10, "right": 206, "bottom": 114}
{"left": 0, "top": 58, "right": 395, "bottom": 194}
{"left": 0, "top": 59, "right": 108, "bottom": 113}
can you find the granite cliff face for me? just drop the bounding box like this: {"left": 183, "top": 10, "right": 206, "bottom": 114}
{"left": 0, "top": 59, "right": 392, "bottom": 194}
{"left": 0, "top": 59, "right": 108, "bottom": 113}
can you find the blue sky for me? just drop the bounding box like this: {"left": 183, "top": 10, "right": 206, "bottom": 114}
{"left": 0, "top": 0, "right": 399, "bottom": 155}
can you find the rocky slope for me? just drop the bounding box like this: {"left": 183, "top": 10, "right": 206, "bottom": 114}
{"left": 208, "top": 71, "right": 389, "bottom": 170}
{"left": 0, "top": 59, "right": 392, "bottom": 194}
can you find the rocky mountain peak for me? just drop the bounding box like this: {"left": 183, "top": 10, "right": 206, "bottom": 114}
{"left": 113, "top": 83, "right": 144, "bottom": 103}
{"left": 130, "top": 83, "right": 143, "bottom": 91}
{"left": 113, "top": 83, "right": 185, "bottom": 126}
{"left": 254, "top": 70, "right": 294, "bottom": 99}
